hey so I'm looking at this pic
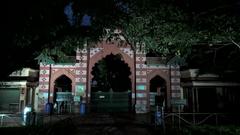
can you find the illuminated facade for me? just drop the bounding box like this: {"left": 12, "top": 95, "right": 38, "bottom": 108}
{"left": 38, "top": 40, "right": 181, "bottom": 114}
{"left": 0, "top": 68, "right": 39, "bottom": 113}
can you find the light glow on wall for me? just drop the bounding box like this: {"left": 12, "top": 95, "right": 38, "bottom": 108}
{"left": 137, "top": 85, "right": 145, "bottom": 90}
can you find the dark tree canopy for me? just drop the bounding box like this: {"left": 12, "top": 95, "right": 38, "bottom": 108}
{"left": 2, "top": 0, "right": 240, "bottom": 80}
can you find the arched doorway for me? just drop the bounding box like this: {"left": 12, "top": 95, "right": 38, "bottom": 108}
{"left": 149, "top": 75, "right": 167, "bottom": 111}
{"left": 91, "top": 54, "right": 132, "bottom": 112}
{"left": 54, "top": 75, "right": 72, "bottom": 113}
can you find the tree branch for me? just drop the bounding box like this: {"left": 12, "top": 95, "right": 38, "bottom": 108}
{"left": 230, "top": 38, "right": 240, "bottom": 49}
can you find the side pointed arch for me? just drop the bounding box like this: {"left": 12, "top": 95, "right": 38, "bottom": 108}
{"left": 50, "top": 69, "right": 76, "bottom": 102}
{"left": 147, "top": 69, "right": 171, "bottom": 109}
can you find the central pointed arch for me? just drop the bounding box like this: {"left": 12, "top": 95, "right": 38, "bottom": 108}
{"left": 90, "top": 53, "right": 132, "bottom": 112}
{"left": 88, "top": 43, "right": 135, "bottom": 100}
{"left": 87, "top": 42, "right": 135, "bottom": 112}
{"left": 91, "top": 53, "right": 132, "bottom": 92}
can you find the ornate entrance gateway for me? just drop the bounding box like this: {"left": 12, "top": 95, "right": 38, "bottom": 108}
{"left": 38, "top": 40, "right": 181, "bottom": 113}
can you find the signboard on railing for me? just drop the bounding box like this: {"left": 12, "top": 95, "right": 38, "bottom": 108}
{"left": 171, "top": 99, "right": 187, "bottom": 105}
{"left": 56, "top": 92, "right": 73, "bottom": 101}
{"left": 74, "top": 96, "right": 80, "bottom": 102}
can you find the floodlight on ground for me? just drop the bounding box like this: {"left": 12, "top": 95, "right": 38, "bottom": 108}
{"left": 23, "top": 106, "right": 32, "bottom": 125}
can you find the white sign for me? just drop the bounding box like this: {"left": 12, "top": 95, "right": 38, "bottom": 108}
{"left": 56, "top": 92, "right": 73, "bottom": 101}
{"left": 74, "top": 96, "right": 81, "bottom": 102}
{"left": 171, "top": 99, "right": 187, "bottom": 105}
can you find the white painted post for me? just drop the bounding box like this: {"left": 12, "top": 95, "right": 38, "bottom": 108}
{"left": 178, "top": 105, "right": 180, "bottom": 129}
{"left": 0, "top": 115, "right": 3, "bottom": 126}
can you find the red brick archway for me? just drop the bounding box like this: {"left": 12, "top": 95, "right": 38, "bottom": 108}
{"left": 50, "top": 69, "right": 76, "bottom": 102}
{"left": 38, "top": 40, "right": 180, "bottom": 113}
{"left": 87, "top": 42, "right": 135, "bottom": 100}
{"left": 147, "top": 69, "right": 171, "bottom": 110}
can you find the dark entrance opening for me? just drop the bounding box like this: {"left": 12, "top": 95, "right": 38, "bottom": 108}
{"left": 149, "top": 75, "right": 167, "bottom": 111}
{"left": 197, "top": 87, "right": 240, "bottom": 113}
{"left": 91, "top": 54, "right": 132, "bottom": 112}
{"left": 54, "top": 75, "right": 72, "bottom": 113}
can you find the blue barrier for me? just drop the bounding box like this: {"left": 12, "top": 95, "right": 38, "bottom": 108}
{"left": 80, "top": 103, "right": 86, "bottom": 115}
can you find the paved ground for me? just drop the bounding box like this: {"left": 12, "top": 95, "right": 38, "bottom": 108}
{"left": 42, "top": 113, "right": 160, "bottom": 135}
{"left": 0, "top": 113, "right": 164, "bottom": 135}
{"left": 2, "top": 113, "right": 240, "bottom": 135}
{"left": 70, "top": 113, "right": 157, "bottom": 135}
